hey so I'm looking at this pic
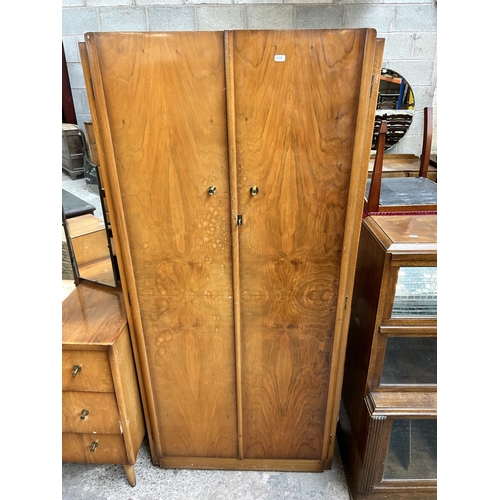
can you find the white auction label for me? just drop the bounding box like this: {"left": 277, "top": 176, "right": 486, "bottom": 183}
{"left": 274, "top": 55, "right": 286, "bottom": 62}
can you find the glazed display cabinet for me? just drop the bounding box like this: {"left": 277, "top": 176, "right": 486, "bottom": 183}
{"left": 79, "top": 29, "right": 383, "bottom": 472}
{"left": 338, "top": 214, "right": 437, "bottom": 499}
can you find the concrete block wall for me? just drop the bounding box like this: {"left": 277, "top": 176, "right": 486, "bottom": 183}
{"left": 62, "top": 0, "right": 437, "bottom": 155}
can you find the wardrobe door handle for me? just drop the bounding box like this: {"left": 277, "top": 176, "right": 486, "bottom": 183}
{"left": 250, "top": 186, "right": 259, "bottom": 196}
{"left": 207, "top": 186, "right": 217, "bottom": 196}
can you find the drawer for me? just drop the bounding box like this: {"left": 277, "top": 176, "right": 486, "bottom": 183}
{"left": 62, "top": 391, "right": 121, "bottom": 434}
{"left": 62, "top": 350, "right": 114, "bottom": 392}
{"left": 62, "top": 433, "right": 127, "bottom": 464}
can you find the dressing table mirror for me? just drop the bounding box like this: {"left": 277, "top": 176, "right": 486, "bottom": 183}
{"left": 372, "top": 68, "right": 415, "bottom": 151}
{"left": 62, "top": 125, "right": 118, "bottom": 288}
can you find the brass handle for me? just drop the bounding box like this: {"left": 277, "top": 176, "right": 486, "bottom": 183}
{"left": 207, "top": 186, "right": 217, "bottom": 196}
{"left": 72, "top": 365, "right": 82, "bottom": 377}
{"left": 80, "top": 409, "right": 89, "bottom": 420}
{"left": 90, "top": 441, "right": 99, "bottom": 452}
{"left": 250, "top": 186, "right": 259, "bottom": 196}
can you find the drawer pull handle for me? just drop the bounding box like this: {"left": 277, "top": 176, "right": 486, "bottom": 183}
{"left": 72, "top": 365, "right": 82, "bottom": 377}
{"left": 90, "top": 441, "right": 98, "bottom": 452}
{"left": 80, "top": 409, "right": 89, "bottom": 420}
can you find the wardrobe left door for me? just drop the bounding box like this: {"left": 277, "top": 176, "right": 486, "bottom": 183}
{"left": 84, "top": 32, "right": 238, "bottom": 460}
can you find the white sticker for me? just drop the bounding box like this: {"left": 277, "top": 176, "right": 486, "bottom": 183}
{"left": 409, "top": 234, "right": 419, "bottom": 238}
{"left": 274, "top": 55, "right": 286, "bottom": 62}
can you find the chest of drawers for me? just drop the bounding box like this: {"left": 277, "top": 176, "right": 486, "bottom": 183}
{"left": 62, "top": 281, "right": 145, "bottom": 486}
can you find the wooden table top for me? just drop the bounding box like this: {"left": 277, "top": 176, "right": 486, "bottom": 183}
{"left": 62, "top": 281, "right": 127, "bottom": 347}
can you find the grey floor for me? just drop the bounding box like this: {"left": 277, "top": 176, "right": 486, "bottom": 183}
{"left": 62, "top": 438, "right": 350, "bottom": 500}
{"left": 61, "top": 170, "right": 351, "bottom": 500}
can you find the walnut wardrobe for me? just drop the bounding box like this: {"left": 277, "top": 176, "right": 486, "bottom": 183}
{"left": 79, "top": 29, "right": 383, "bottom": 472}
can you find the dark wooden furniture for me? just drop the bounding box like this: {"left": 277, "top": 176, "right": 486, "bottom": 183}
{"left": 62, "top": 281, "right": 145, "bottom": 486}
{"left": 79, "top": 29, "right": 383, "bottom": 472}
{"left": 338, "top": 214, "right": 437, "bottom": 500}
{"left": 418, "top": 107, "right": 433, "bottom": 179}
{"left": 62, "top": 123, "right": 85, "bottom": 179}
{"left": 365, "top": 108, "right": 437, "bottom": 216}
{"left": 63, "top": 43, "right": 77, "bottom": 124}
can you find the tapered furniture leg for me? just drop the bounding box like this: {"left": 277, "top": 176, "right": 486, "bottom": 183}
{"left": 124, "top": 465, "right": 136, "bottom": 487}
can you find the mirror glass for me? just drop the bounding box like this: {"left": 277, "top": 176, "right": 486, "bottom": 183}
{"left": 62, "top": 122, "right": 118, "bottom": 287}
{"left": 372, "top": 68, "right": 415, "bottom": 151}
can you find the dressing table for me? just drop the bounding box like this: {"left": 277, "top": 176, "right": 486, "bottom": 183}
{"left": 62, "top": 281, "right": 145, "bottom": 486}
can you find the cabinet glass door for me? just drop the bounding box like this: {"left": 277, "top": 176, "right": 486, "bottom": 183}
{"left": 383, "top": 418, "right": 437, "bottom": 480}
{"left": 380, "top": 336, "right": 437, "bottom": 386}
{"left": 391, "top": 266, "right": 437, "bottom": 317}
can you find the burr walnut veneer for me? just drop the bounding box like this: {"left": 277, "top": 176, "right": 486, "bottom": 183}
{"left": 80, "top": 29, "right": 383, "bottom": 472}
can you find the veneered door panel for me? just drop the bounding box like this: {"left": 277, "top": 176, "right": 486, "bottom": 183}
{"left": 89, "top": 32, "right": 238, "bottom": 458}
{"left": 232, "top": 29, "right": 368, "bottom": 459}
{"left": 84, "top": 29, "right": 377, "bottom": 468}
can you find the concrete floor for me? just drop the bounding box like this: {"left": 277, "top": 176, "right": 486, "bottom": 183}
{"left": 62, "top": 438, "right": 350, "bottom": 499}
{"left": 62, "top": 171, "right": 351, "bottom": 500}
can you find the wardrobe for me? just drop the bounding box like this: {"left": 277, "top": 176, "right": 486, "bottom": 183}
{"left": 80, "top": 29, "right": 383, "bottom": 472}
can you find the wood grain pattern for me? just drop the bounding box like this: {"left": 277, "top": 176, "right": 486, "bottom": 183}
{"left": 108, "top": 323, "right": 146, "bottom": 464}
{"left": 62, "top": 350, "right": 114, "bottom": 392}
{"left": 62, "top": 391, "right": 120, "bottom": 434}
{"left": 232, "top": 30, "right": 370, "bottom": 460}
{"left": 80, "top": 38, "right": 158, "bottom": 465}
{"left": 62, "top": 282, "right": 145, "bottom": 484}
{"left": 62, "top": 281, "right": 127, "bottom": 346}
{"left": 224, "top": 30, "right": 245, "bottom": 460}
{"left": 369, "top": 215, "right": 437, "bottom": 247}
{"left": 92, "top": 32, "right": 238, "bottom": 458}
{"left": 83, "top": 29, "right": 379, "bottom": 469}
{"left": 366, "top": 392, "right": 437, "bottom": 417}
{"left": 62, "top": 433, "right": 127, "bottom": 464}
{"left": 368, "top": 154, "right": 438, "bottom": 181}
{"left": 65, "top": 213, "right": 114, "bottom": 283}
{"left": 323, "top": 33, "right": 382, "bottom": 469}
{"left": 159, "top": 456, "right": 324, "bottom": 472}
{"left": 341, "top": 222, "right": 386, "bottom": 451}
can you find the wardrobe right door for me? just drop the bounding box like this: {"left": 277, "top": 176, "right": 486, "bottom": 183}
{"left": 231, "top": 29, "right": 376, "bottom": 461}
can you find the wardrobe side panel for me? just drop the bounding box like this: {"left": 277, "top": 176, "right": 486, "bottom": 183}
{"left": 93, "top": 32, "right": 238, "bottom": 458}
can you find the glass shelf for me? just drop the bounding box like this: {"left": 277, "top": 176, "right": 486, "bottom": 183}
{"left": 380, "top": 336, "right": 437, "bottom": 386}
{"left": 391, "top": 266, "right": 437, "bottom": 317}
{"left": 383, "top": 418, "right": 437, "bottom": 480}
